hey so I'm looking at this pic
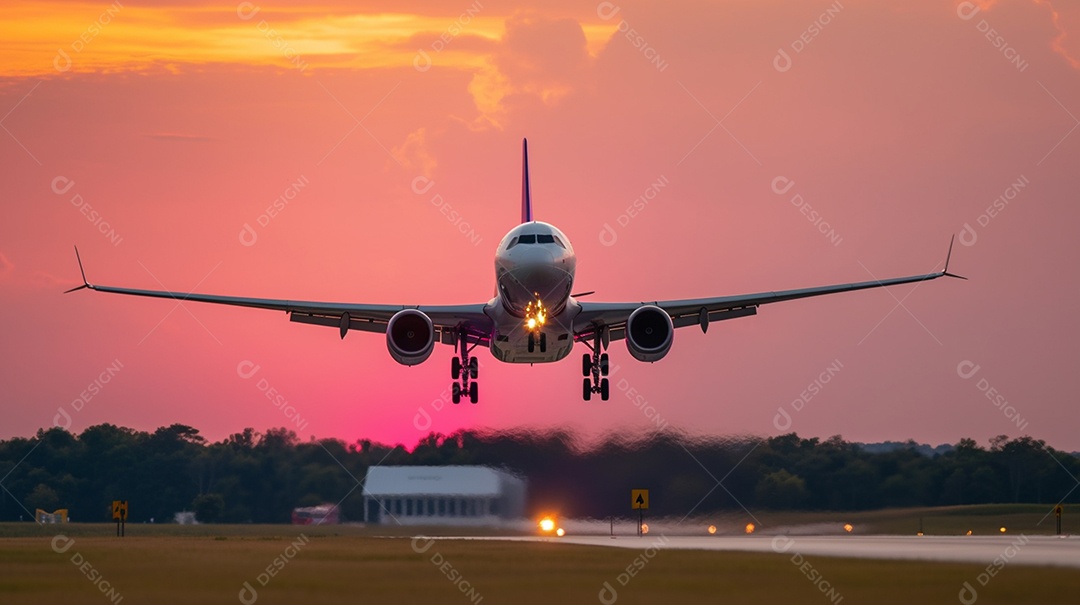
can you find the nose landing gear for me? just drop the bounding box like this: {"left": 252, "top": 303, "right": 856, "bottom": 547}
{"left": 527, "top": 331, "right": 547, "bottom": 353}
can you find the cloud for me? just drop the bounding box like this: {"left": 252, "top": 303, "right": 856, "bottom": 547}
{"left": 392, "top": 127, "right": 439, "bottom": 176}
{"left": 468, "top": 14, "right": 597, "bottom": 127}
{"left": 966, "top": 0, "right": 1080, "bottom": 69}
{"left": 1034, "top": 0, "right": 1080, "bottom": 69}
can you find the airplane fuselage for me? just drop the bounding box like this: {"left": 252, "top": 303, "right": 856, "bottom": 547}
{"left": 487, "top": 221, "right": 578, "bottom": 363}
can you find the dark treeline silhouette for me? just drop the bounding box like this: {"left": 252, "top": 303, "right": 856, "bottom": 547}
{"left": 0, "top": 425, "right": 1076, "bottom": 523}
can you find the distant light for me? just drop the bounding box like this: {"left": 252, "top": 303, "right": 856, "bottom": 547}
{"left": 641, "top": 523, "right": 649, "bottom": 534}
{"left": 917, "top": 532, "right": 924, "bottom": 536}
{"left": 539, "top": 517, "right": 555, "bottom": 532}
{"left": 707, "top": 525, "right": 717, "bottom": 535}
{"left": 556, "top": 528, "right": 565, "bottom": 537}
{"left": 966, "top": 530, "right": 973, "bottom": 536}
{"left": 745, "top": 523, "right": 755, "bottom": 534}
{"left": 999, "top": 526, "right": 1007, "bottom": 533}
{"left": 843, "top": 523, "right": 853, "bottom": 533}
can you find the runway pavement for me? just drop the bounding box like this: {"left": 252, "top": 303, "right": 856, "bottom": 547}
{"left": 450, "top": 534, "right": 1080, "bottom": 568}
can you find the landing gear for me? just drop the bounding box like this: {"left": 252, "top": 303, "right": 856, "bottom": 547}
{"left": 451, "top": 331, "right": 479, "bottom": 404}
{"left": 527, "top": 331, "right": 548, "bottom": 353}
{"left": 582, "top": 330, "right": 610, "bottom": 401}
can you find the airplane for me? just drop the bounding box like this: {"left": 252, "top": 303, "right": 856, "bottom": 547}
{"left": 67, "top": 139, "right": 965, "bottom": 403}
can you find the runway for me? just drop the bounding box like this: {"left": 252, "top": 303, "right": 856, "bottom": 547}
{"left": 451, "top": 534, "right": 1080, "bottom": 568}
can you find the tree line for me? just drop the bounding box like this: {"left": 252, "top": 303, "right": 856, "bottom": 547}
{"left": 0, "top": 424, "right": 1076, "bottom": 523}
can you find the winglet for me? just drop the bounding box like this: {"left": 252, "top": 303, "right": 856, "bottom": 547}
{"left": 942, "top": 235, "right": 967, "bottom": 280}
{"left": 64, "top": 245, "right": 93, "bottom": 293}
{"left": 521, "top": 138, "right": 533, "bottom": 223}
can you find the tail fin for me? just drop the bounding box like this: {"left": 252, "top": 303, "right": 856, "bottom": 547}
{"left": 521, "top": 138, "right": 533, "bottom": 223}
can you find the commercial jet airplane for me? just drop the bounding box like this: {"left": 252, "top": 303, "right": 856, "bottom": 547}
{"left": 68, "top": 139, "right": 964, "bottom": 403}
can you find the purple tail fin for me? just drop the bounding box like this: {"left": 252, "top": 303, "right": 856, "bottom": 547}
{"left": 521, "top": 138, "right": 533, "bottom": 223}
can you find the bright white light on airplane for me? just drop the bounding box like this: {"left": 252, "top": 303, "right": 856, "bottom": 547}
{"left": 539, "top": 517, "right": 556, "bottom": 532}
{"left": 556, "top": 528, "right": 565, "bottom": 537}
{"left": 524, "top": 297, "right": 547, "bottom": 332}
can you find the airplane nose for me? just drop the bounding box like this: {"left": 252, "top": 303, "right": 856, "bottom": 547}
{"left": 498, "top": 261, "right": 572, "bottom": 316}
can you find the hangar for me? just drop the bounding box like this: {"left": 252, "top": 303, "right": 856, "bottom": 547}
{"left": 362, "top": 465, "right": 526, "bottom": 525}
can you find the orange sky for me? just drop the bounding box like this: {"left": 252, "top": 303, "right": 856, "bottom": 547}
{"left": 2, "top": 0, "right": 1080, "bottom": 451}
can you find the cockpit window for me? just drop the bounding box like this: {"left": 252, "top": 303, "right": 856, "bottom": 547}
{"left": 510, "top": 233, "right": 566, "bottom": 248}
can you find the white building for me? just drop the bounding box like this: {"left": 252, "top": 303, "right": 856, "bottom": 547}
{"left": 362, "top": 465, "right": 526, "bottom": 525}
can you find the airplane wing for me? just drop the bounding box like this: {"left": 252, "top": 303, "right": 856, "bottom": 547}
{"left": 573, "top": 238, "right": 966, "bottom": 343}
{"left": 65, "top": 248, "right": 493, "bottom": 344}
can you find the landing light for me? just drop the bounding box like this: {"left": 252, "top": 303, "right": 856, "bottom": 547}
{"left": 524, "top": 296, "right": 547, "bottom": 333}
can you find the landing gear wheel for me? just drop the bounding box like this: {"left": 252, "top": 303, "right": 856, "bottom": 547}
{"left": 451, "top": 357, "right": 461, "bottom": 379}
{"left": 600, "top": 378, "right": 610, "bottom": 401}
{"left": 469, "top": 357, "right": 478, "bottom": 379}
{"left": 452, "top": 383, "right": 461, "bottom": 404}
{"left": 599, "top": 353, "right": 609, "bottom": 376}
{"left": 469, "top": 382, "right": 478, "bottom": 404}
{"left": 582, "top": 353, "right": 592, "bottom": 377}
{"left": 539, "top": 332, "right": 547, "bottom": 353}
{"left": 583, "top": 378, "right": 592, "bottom": 401}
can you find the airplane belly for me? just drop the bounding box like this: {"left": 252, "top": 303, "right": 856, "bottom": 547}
{"left": 488, "top": 307, "right": 574, "bottom": 364}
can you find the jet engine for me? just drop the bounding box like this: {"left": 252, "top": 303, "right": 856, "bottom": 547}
{"left": 386, "top": 309, "right": 435, "bottom": 366}
{"left": 625, "top": 305, "right": 674, "bottom": 362}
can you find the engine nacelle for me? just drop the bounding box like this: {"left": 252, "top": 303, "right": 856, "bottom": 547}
{"left": 625, "top": 305, "right": 674, "bottom": 362}
{"left": 386, "top": 309, "right": 435, "bottom": 366}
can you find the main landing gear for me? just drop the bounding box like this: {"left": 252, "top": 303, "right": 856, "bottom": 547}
{"left": 451, "top": 332, "right": 479, "bottom": 404}
{"left": 582, "top": 331, "right": 610, "bottom": 401}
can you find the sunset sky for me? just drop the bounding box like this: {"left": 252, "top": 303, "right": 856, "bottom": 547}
{"left": 2, "top": 0, "right": 1079, "bottom": 450}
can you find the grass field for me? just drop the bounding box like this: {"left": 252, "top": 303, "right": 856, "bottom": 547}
{"left": 1, "top": 516, "right": 1077, "bottom": 605}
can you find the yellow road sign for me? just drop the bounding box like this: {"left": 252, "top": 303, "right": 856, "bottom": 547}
{"left": 112, "top": 500, "right": 128, "bottom": 521}
{"left": 631, "top": 489, "right": 649, "bottom": 510}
